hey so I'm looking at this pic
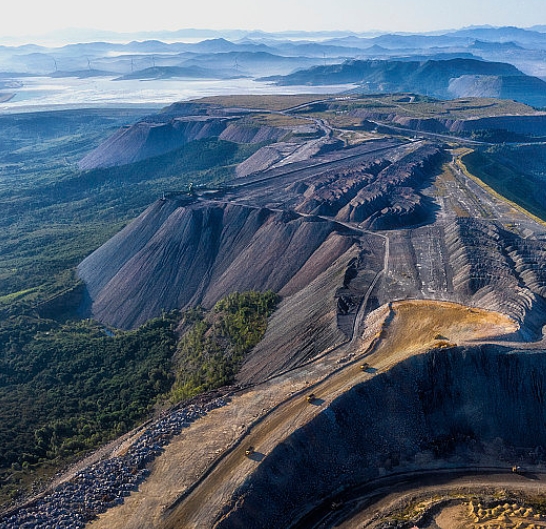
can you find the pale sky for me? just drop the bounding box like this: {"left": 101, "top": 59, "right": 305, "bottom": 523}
{"left": 2, "top": 0, "right": 546, "bottom": 42}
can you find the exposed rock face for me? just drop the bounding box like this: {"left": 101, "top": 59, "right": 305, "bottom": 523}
{"left": 477, "top": 74, "right": 546, "bottom": 109}
{"left": 78, "top": 199, "right": 357, "bottom": 329}
{"left": 370, "top": 218, "right": 546, "bottom": 341}
{"left": 450, "top": 114, "right": 546, "bottom": 136}
{"left": 218, "top": 122, "right": 288, "bottom": 144}
{"left": 216, "top": 346, "right": 546, "bottom": 528}
{"left": 288, "top": 144, "right": 444, "bottom": 231}
{"left": 446, "top": 218, "right": 546, "bottom": 340}
{"left": 294, "top": 161, "right": 388, "bottom": 217}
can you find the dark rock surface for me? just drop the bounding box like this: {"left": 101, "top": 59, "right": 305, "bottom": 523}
{"left": 78, "top": 200, "right": 357, "bottom": 329}
{"left": 216, "top": 346, "right": 546, "bottom": 528}
{"left": 288, "top": 143, "right": 444, "bottom": 230}
{"left": 447, "top": 218, "right": 546, "bottom": 340}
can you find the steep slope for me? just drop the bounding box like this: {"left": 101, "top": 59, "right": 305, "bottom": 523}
{"left": 446, "top": 218, "right": 546, "bottom": 339}
{"left": 335, "top": 143, "right": 443, "bottom": 229}
{"left": 78, "top": 114, "right": 288, "bottom": 171}
{"left": 216, "top": 346, "right": 546, "bottom": 529}
{"left": 78, "top": 199, "right": 357, "bottom": 329}
{"left": 448, "top": 74, "right": 546, "bottom": 108}
{"left": 78, "top": 117, "right": 231, "bottom": 170}
{"left": 238, "top": 231, "right": 386, "bottom": 384}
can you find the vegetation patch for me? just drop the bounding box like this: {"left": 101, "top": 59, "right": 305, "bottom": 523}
{"left": 0, "top": 312, "right": 178, "bottom": 508}
{"left": 0, "top": 287, "right": 40, "bottom": 305}
{"left": 171, "top": 290, "right": 279, "bottom": 402}
{"left": 0, "top": 289, "right": 277, "bottom": 509}
{"left": 460, "top": 148, "right": 546, "bottom": 224}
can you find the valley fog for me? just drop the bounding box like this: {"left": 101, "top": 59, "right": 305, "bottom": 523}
{"left": 0, "top": 76, "right": 353, "bottom": 112}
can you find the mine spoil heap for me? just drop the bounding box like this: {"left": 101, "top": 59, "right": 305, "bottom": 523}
{"left": 9, "top": 97, "right": 546, "bottom": 528}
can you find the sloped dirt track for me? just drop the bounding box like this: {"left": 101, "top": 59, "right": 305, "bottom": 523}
{"left": 88, "top": 299, "right": 521, "bottom": 529}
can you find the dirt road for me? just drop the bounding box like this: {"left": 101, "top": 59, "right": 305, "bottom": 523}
{"left": 307, "top": 470, "right": 546, "bottom": 529}
{"left": 88, "top": 299, "right": 519, "bottom": 529}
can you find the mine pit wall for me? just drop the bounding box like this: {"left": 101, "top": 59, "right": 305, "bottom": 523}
{"left": 238, "top": 229, "right": 390, "bottom": 385}
{"left": 78, "top": 111, "right": 289, "bottom": 171}
{"left": 445, "top": 218, "right": 546, "bottom": 340}
{"left": 217, "top": 346, "right": 546, "bottom": 529}
{"left": 375, "top": 214, "right": 546, "bottom": 342}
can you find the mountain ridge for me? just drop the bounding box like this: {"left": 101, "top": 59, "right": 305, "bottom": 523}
{"left": 266, "top": 57, "right": 546, "bottom": 106}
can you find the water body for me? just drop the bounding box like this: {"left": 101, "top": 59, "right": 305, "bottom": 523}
{"left": 0, "top": 76, "right": 355, "bottom": 113}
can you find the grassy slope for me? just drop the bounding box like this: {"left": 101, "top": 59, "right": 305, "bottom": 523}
{"left": 461, "top": 147, "right": 546, "bottom": 223}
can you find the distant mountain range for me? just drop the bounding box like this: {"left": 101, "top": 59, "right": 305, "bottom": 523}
{"left": 265, "top": 57, "right": 546, "bottom": 107}
{"left": 2, "top": 26, "right": 546, "bottom": 106}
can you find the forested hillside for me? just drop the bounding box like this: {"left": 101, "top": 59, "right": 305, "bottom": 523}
{"left": 0, "top": 108, "right": 273, "bottom": 508}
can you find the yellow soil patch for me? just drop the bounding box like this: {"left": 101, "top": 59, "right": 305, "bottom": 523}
{"left": 434, "top": 503, "right": 475, "bottom": 529}
{"left": 431, "top": 500, "right": 546, "bottom": 529}
{"left": 368, "top": 300, "right": 518, "bottom": 369}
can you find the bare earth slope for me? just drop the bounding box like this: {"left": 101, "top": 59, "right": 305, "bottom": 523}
{"left": 66, "top": 96, "right": 546, "bottom": 529}
{"left": 78, "top": 117, "right": 230, "bottom": 170}
{"left": 78, "top": 200, "right": 357, "bottom": 329}
{"left": 78, "top": 106, "right": 296, "bottom": 171}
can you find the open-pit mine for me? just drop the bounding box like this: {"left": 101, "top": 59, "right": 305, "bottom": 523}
{"left": 4, "top": 94, "right": 546, "bottom": 529}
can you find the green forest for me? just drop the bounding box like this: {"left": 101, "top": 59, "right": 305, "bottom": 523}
{"left": 0, "top": 290, "right": 277, "bottom": 507}
{"left": 171, "top": 290, "right": 279, "bottom": 401}
{"left": 0, "top": 108, "right": 270, "bottom": 507}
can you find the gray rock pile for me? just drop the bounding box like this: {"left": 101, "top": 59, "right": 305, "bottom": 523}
{"left": 0, "top": 397, "right": 229, "bottom": 529}
{"left": 447, "top": 218, "right": 546, "bottom": 339}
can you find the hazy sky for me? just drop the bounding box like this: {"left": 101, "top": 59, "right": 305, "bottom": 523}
{"left": 3, "top": 0, "right": 545, "bottom": 41}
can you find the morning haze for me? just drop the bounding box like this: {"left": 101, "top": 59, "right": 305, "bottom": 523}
{"left": 2, "top": 2, "right": 546, "bottom": 529}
